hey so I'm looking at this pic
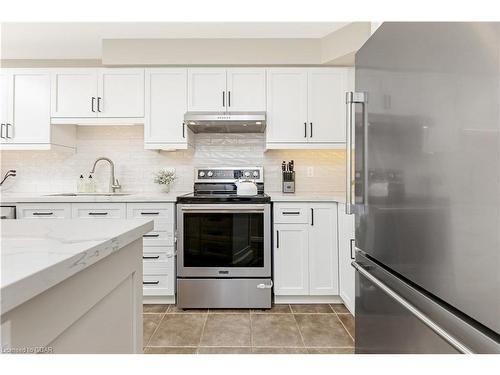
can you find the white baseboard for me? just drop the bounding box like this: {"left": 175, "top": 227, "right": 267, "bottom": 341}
{"left": 143, "top": 295, "right": 175, "bottom": 304}
{"left": 274, "top": 295, "right": 343, "bottom": 304}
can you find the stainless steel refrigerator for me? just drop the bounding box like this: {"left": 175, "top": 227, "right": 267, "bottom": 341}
{"left": 345, "top": 22, "right": 500, "bottom": 354}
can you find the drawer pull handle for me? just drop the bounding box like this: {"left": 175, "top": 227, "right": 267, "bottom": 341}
{"left": 282, "top": 211, "right": 300, "bottom": 215}
{"left": 143, "top": 255, "right": 160, "bottom": 259}
{"left": 143, "top": 234, "right": 160, "bottom": 238}
{"left": 88, "top": 212, "right": 108, "bottom": 216}
{"left": 32, "top": 212, "right": 54, "bottom": 216}
{"left": 143, "top": 281, "right": 160, "bottom": 285}
{"left": 141, "top": 212, "right": 160, "bottom": 215}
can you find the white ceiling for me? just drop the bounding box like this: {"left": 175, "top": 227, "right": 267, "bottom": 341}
{"left": 1, "top": 22, "right": 349, "bottom": 60}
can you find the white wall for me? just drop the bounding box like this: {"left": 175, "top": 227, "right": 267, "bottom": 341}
{"left": 0, "top": 126, "right": 346, "bottom": 195}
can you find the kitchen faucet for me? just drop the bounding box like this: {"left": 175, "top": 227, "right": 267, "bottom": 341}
{"left": 89, "top": 157, "right": 121, "bottom": 193}
{"left": 0, "top": 170, "right": 16, "bottom": 186}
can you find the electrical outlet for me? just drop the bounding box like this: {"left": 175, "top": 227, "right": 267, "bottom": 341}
{"left": 307, "top": 167, "right": 314, "bottom": 177}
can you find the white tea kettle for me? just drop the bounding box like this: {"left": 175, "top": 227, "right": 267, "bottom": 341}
{"left": 235, "top": 179, "right": 258, "bottom": 196}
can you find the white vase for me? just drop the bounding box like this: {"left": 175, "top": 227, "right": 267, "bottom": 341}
{"left": 161, "top": 185, "right": 170, "bottom": 193}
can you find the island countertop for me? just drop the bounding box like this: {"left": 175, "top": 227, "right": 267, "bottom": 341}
{"left": 0, "top": 218, "right": 153, "bottom": 315}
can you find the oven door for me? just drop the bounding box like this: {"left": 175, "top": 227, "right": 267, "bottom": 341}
{"left": 177, "top": 203, "right": 271, "bottom": 278}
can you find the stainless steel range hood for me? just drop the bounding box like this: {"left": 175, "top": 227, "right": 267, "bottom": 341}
{"left": 184, "top": 112, "right": 266, "bottom": 133}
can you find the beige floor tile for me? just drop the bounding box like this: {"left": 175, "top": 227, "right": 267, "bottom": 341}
{"left": 198, "top": 347, "right": 252, "bottom": 354}
{"left": 143, "top": 304, "right": 170, "bottom": 314}
{"left": 143, "top": 314, "right": 162, "bottom": 346}
{"left": 251, "top": 304, "right": 291, "bottom": 314}
{"left": 252, "top": 347, "right": 308, "bottom": 354}
{"left": 330, "top": 303, "right": 350, "bottom": 314}
{"left": 200, "top": 314, "right": 251, "bottom": 347}
{"left": 251, "top": 314, "right": 303, "bottom": 347}
{"left": 307, "top": 347, "right": 354, "bottom": 354}
{"left": 167, "top": 305, "right": 208, "bottom": 314}
{"left": 208, "top": 308, "right": 250, "bottom": 314}
{"left": 337, "top": 313, "right": 355, "bottom": 338}
{"left": 290, "top": 304, "right": 334, "bottom": 314}
{"left": 295, "top": 314, "right": 354, "bottom": 348}
{"left": 148, "top": 313, "right": 207, "bottom": 347}
{"left": 144, "top": 347, "right": 197, "bottom": 354}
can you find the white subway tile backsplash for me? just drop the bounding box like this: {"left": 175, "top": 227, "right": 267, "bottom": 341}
{"left": 0, "top": 126, "right": 346, "bottom": 194}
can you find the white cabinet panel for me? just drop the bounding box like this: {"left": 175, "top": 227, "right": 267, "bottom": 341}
{"left": 144, "top": 68, "right": 188, "bottom": 146}
{"left": 266, "top": 68, "right": 308, "bottom": 142}
{"left": 98, "top": 69, "right": 144, "bottom": 118}
{"left": 338, "top": 203, "right": 355, "bottom": 314}
{"left": 51, "top": 69, "right": 97, "bottom": 118}
{"left": 187, "top": 68, "right": 226, "bottom": 111}
{"left": 126, "top": 202, "right": 174, "bottom": 231}
{"left": 226, "top": 68, "right": 266, "bottom": 111}
{"left": 308, "top": 68, "right": 348, "bottom": 143}
{"left": 10, "top": 71, "right": 51, "bottom": 144}
{"left": 309, "top": 204, "right": 339, "bottom": 295}
{"left": 0, "top": 72, "right": 11, "bottom": 144}
{"left": 71, "top": 203, "right": 126, "bottom": 219}
{"left": 273, "top": 203, "right": 309, "bottom": 224}
{"left": 273, "top": 224, "right": 309, "bottom": 295}
{"left": 16, "top": 203, "right": 72, "bottom": 219}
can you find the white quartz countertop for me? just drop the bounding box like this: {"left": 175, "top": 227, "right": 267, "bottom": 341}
{"left": 267, "top": 192, "right": 346, "bottom": 203}
{"left": 0, "top": 219, "right": 154, "bottom": 315}
{"left": 0, "top": 192, "right": 188, "bottom": 204}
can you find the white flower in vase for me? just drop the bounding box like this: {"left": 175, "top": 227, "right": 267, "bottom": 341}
{"left": 153, "top": 168, "right": 177, "bottom": 193}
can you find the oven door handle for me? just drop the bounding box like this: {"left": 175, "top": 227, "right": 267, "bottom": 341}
{"left": 181, "top": 207, "right": 266, "bottom": 213}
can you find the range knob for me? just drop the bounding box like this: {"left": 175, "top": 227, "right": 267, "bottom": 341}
{"left": 253, "top": 171, "right": 259, "bottom": 177}
{"left": 207, "top": 171, "right": 214, "bottom": 177}
{"left": 244, "top": 171, "right": 251, "bottom": 177}
{"left": 199, "top": 171, "right": 205, "bottom": 177}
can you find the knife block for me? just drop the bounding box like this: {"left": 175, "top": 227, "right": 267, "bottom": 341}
{"left": 282, "top": 171, "right": 295, "bottom": 193}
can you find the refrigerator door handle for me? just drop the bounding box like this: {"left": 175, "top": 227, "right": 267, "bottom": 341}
{"left": 345, "top": 91, "right": 367, "bottom": 214}
{"left": 352, "top": 261, "right": 473, "bottom": 354}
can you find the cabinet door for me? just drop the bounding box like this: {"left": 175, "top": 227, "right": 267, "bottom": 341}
{"left": 10, "top": 70, "right": 51, "bottom": 144}
{"left": 337, "top": 203, "right": 355, "bottom": 313}
{"left": 266, "top": 69, "right": 308, "bottom": 142}
{"left": 0, "top": 72, "right": 11, "bottom": 144}
{"left": 97, "top": 69, "right": 144, "bottom": 118}
{"left": 145, "top": 68, "right": 187, "bottom": 144}
{"left": 71, "top": 203, "right": 127, "bottom": 219}
{"left": 51, "top": 69, "right": 97, "bottom": 118}
{"left": 273, "top": 224, "right": 309, "bottom": 295}
{"left": 308, "top": 204, "right": 339, "bottom": 295}
{"left": 16, "top": 203, "right": 72, "bottom": 219}
{"left": 226, "top": 68, "right": 266, "bottom": 111}
{"left": 187, "top": 68, "right": 226, "bottom": 111}
{"left": 307, "top": 68, "right": 348, "bottom": 143}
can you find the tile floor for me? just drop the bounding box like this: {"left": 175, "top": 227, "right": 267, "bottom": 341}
{"left": 143, "top": 303, "right": 355, "bottom": 354}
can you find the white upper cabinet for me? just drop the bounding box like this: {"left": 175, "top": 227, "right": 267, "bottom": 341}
{"left": 266, "top": 67, "right": 350, "bottom": 149}
{"left": 307, "top": 68, "right": 347, "bottom": 143}
{"left": 187, "top": 68, "right": 226, "bottom": 111}
{"left": 51, "top": 69, "right": 97, "bottom": 118}
{"left": 144, "top": 68, "right": 189, "bottom": 149}
{"left": 98, "top": 69, "right": 144, "bottom": 118}
{"left": 51, "top": 68, "right": 144, "bottom": 119}
{"left": 308, "top": 204, "right": 339, "bottom": 295}
{"left": 226, "top": 68, "right": 266, "bottom": 111}
{"left": 266, "top": 68, "right": 308, "bottom": 143}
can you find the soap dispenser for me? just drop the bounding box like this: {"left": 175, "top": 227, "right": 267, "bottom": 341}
{"left": 77, "top": 174, "right": 86, "bottom": 193}
{"left": 87, "top": 174, "right": 96, "bottom": 193}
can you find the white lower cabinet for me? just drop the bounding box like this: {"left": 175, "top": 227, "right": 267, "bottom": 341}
{"left": 16, "top": 203, "right": 72, "bottom": 219}
{"left": 273, "top": 202, "right": 338, "bottom": 300}
{"left": 338, "top": 203, "right": 356, "bottom": 314}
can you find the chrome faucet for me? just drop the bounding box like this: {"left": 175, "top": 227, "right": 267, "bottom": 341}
{"left": 90, "top": 157, "right": 121, "bottom": 193}
{"left": 0, "top": 170, "right": 16, "bottom": 186}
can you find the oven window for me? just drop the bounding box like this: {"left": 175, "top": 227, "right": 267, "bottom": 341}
{"left": 183, "top": 212, "right": 264, "bottom": 268}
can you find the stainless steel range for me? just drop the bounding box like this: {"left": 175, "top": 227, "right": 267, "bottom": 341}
{"left": 176, "top": 167, "right": 272, "bottom": 309}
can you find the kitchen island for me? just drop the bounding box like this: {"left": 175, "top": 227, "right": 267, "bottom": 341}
{"left": 0, "top": 219, "right": 153, "bottom": 354}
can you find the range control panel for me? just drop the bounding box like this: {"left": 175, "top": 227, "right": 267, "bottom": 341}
{"left": 195, "top": 167, "right": 263, "bottom": 183}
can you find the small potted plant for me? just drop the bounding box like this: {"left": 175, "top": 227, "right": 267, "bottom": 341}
{"left": 154, "top": 168, "right": 177, "bottom": 193}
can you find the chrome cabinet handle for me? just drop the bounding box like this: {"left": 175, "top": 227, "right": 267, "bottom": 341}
{"left": 32, "top": 212, "right": 54, "bottom": 216}
{"left": 91, "top": 97, "right": 96, "bottom": 112}
{"left": 349, "top": 239, "right": 356, "bottom": 260}
{"left": 143, "top": 280, "right": 160, "bottom": 285}
{"left": 310, "top": 122, "right": 313, "bottom": 138}
{"left": 5, "top": 123, "right": 12, "bottom": 139}
{"left": 88, "top": 212, "right": 108, "bottom": 216}
{"left": 143, "top": 255, "right": 160, "bottom": 260}
{"left": 352, "top": 261, "right": 472, "bottom": 354}
{"left": 0, "top": 123, "right": 4, "bottom": 139}
{"left": 304, "top": 122, "right": 307, "bottom": 138}
{"left": 97, "top": 97, "right": 102, "bottom": 112}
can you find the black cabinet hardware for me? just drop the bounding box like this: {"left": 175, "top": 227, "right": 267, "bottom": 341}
{"left": 97, "top": 97, "right": 102, "bottom": 112}
{"left": 91, "top": 97, "right": 96, "bottom": 112}
{"left": 140, "top": 212, "right": 160, "bottom": 215}
{"left": 311, "top": 208, "right": 314, "bottom": 226}
{"left": 282, "top": 211, "right": 300, "bottom": 215}
{"left": 143, "top": 280, "right": 160, "bottom": 285}
{"left": 88, "top": 212, "right": 108, "bottom": 216}
{"left": 304, "top": 122, "right": 307, "bottom": 137}
{"left": 33, "top": 212, "right": 54, "bottom": 216}
{"left": 310, "top": 122, "right": 313, "bottom": 138}
{"left": 276, "top": 230, "right": 280, "bottom": 248}
{"left": 143, "top": 233, "right": 160, "bottom": 238}
{"left": 143, "top": 255, "right": 160, "bottom": 260}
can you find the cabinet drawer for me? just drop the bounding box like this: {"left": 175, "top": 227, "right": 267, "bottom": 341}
{"left": 142, "top": 247, "right": 175, "bottom": 274}
{"left": 16, "top": 203, "right": 71, "bottom": 219}
{"left": 142, "top": 230, "right": 174, "bottom": 246}
{"left": 274, "top": 203, "right": 309, "bottom": 224}
{"left": 143, "top": 272, "right": 175, "bottom": 297}
{"left": 126, "top": 203, "right": 174, "bottom": 231}
{"left": 71, "top": 203, "right": 126, "bottom": 219}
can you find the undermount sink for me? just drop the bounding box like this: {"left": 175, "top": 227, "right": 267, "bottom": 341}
{"left": 45, "top": 193, "right": 132, "bottom": 197}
